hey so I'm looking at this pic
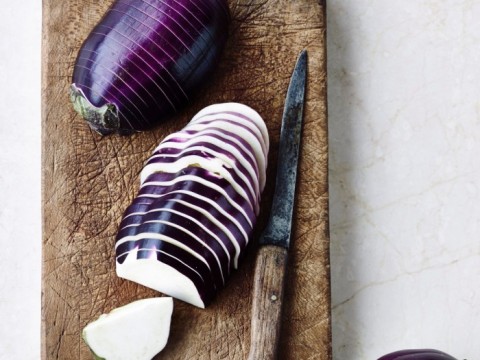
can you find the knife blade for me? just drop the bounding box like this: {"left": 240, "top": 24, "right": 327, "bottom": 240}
{"left": 247, "top": 50, "right": 307, "bottom": 360}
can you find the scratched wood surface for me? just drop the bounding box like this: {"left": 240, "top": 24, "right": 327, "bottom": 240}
{"left": 41, "top": 0, "right": 330, "bottom": 358}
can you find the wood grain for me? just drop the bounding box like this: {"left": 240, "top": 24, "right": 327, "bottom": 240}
{"left": 248, "top": 246, "right": 288, "bottom": 360}
{"left": 41, "top": 0, "right": 330, "bottom": 359}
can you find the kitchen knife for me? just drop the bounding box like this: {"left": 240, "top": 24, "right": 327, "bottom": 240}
{"left": 247, "top": 50, "right": 307, "bottom": 360}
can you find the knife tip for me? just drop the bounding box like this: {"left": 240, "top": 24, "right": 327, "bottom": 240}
{"left": 295, "top": 49, "right": 308, "bottom": 71}
{"left": 299, "top": 49, "right": 308, "bottom": 61}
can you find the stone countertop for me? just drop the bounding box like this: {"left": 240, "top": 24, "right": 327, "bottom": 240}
{"left": 328, "top": 1, "right": 480, "bottom": 358}
{"left": 0, "top": 2, "right": 42, "bottom": 360}
{"left": 1, "top": 1, "right": 479, "bottom": 359}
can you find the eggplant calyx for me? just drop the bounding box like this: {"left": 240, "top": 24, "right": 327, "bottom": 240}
{"left": 70, "top": 84, "right": 119, "bottom": 135}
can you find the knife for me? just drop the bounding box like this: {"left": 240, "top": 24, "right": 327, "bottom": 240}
{"left": 247, "top": 50, "right": 307, "bottom": 360}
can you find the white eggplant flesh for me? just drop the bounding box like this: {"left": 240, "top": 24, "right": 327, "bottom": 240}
{"left": 82, "top": 297, "right": 173, "bottom": 360}
{"left": 117, "top": 249, "right": 205, "bottom": 308}
{"left": 115, "top": 103, "right": 269, "bottom": 307}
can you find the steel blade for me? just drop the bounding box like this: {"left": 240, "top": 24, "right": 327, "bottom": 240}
{"left": 259, "top": 50, "right": 307, "bottom": 249}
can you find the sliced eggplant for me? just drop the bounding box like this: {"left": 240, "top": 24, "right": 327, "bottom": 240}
{"left": 115, "top": 103, "right": 268, "bottom": 307}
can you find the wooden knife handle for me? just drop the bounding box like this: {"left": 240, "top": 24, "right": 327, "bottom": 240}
{"left": 248, "top": 245, "right": 288, "bottom": 360}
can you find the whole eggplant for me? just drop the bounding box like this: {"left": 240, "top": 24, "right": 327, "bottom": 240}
{"left": 71, "top": 0, "right": 230, "bottom": 135}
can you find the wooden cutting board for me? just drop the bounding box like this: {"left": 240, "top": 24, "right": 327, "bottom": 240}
{"left": 41, "top": 0, "right": 330, "bottom": 359}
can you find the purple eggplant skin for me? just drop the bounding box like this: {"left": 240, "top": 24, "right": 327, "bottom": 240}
{"left": 71, "top": 0, "right": 230, "bottom": 135}
{"left": 378, "top": 349, "right": 457, "bottom": 360}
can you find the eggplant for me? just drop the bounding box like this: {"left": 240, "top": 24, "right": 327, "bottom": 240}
{"left": 82, "top": 297, "right": 173, "bottom": 360}
{"left": 378, "top": 349, "right": 457, "bottom": 360}
{"left": 71, "top": 0, "right": 230, "bottom": 134}
{"left": 115, "top": 103, "right": 268, "bottom": 307}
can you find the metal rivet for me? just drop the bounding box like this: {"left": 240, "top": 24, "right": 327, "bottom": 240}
{"left": 271, "top": 294, "right": 278, "bottom": 301}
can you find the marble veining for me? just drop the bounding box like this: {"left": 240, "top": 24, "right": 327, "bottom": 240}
{"left": 328, "top": 0, "right": 480, "bottom": 358}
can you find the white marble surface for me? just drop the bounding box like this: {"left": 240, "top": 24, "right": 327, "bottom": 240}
{"left": 328, "top": 1, "right": 480, "bottom": 359}
{"left": 1, "top": 1, "right": 480, "bottom": 359}
{"left": 0, "top": 2, "right": 42, "bottom": 360}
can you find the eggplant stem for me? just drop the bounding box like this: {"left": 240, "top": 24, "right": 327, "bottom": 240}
{"left": 70, "top": 84, "right": 119, "bottom": 135}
